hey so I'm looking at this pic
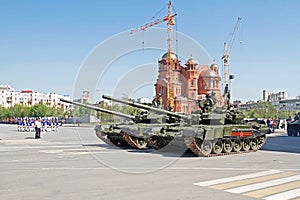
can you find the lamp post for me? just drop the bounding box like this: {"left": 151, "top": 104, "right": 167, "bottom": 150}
{"left": 265, "top": 105, "right": 268, "bottom": 119}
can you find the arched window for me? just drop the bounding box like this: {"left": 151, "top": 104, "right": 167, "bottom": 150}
{"left": 206, "top": 80, "right": 210, "bottom": 88}
{"left": 191, "top": 79, "right": 194, "bottom": 86}
{"left": 159, "top": 87, "right": 164, "bottom": 95}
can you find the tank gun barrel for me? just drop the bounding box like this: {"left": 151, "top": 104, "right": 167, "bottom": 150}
{"left": 59, "top": 98, "right": 136, "bottom": 121}
{"left": 102, "top": 95, "right": 189, "bottom": 120}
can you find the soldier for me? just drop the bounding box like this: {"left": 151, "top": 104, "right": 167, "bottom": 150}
{"left": 152, "top": 93, "right": 163, "bottom": 109}
{"left": 34, "top": 117, "right": 42, "bottom": 139}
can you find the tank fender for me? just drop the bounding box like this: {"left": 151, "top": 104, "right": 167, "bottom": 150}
{"left": 203, "top": 126, "right": 224, "bottom": 140}
{"left": 94, "top": 125, "right": 106, "bottom": 135}
{"left": 182, "top": 128, "right": 205, "bottom": 140}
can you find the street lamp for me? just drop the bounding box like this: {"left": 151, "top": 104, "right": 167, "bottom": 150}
{"left": 95, "top": 89, "right": 105, "bottom": 104}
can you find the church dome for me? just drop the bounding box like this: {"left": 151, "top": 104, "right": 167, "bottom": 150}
{"left": 161, "top": 52, "right": 178, "bottom": 60}
{"left": 201, "top": 69, "right": 219, "bottom": 78}
{"left": 186, "top": 58, "right": 198, "bottom": 65}
{"left": 210, "top": 63, "right": 218, "bottom": 68}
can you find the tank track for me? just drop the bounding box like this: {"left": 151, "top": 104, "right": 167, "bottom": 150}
{"left": 95, "top": 131, "right": 115, "bottom": 146}
{"left": 144, "top": 138, "right": 160, "bottom": 150}
{"left": 184, "top": 135, "right": 266, "bottom": 157}
{"left": 123, "top": 133, "right": 148, "bottom": 149}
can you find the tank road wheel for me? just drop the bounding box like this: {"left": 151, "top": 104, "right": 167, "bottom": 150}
{"left": 258, "top": 135, "right": 266, "bottom": 145}
{"left": 250, "top": 138, "right": 259, "bottom": 151}
{"left": 222, "top": 140, "right": 233, "bottom": 153}
{"left": 242, "top": 139, "right": 251, "bottom": 151}
{"left": 200, "top": 140, "right": 213, "bottom": 156}
{"left": 212, "top": 139, "right": 223, "bottom": 154}
{"left": 233, "top": 139, "right": 242, "bottom": 152}
{"left": 123, "top": 134, "right": 147, "bottom": 149}
{"left": 134, "top": 138, "right": 147, "bottom": 149}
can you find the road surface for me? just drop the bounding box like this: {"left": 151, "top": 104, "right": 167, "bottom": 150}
{"left": 0, "top": 124, "right": 299, "bottom": 200}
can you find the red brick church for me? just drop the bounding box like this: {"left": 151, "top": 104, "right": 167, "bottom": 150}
{"left": 155, "top": 51, "right": 224, "bottom": 114}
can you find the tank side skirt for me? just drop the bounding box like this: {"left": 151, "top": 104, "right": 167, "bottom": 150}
{"left": 183, "top": 126, "right": 267, "bottom": 157}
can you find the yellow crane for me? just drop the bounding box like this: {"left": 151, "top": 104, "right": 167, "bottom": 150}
{"left": 130, "top": 1, "right": 177, "bottom": 110}
{"left": 222, "top": 17, "right": 242, "bottom": 108}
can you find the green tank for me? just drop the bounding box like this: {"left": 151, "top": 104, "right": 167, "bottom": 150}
{"left": 287, "top": 113, "right": 300, "bottom": 136}
{"left": 59, "top": 98, "right": 178, "bottom": 149}
{"left": 60, "top": 94, "right": 270, "bottom": 157}
{"left": 59, "top": 98, "right": 137, "bottom": 147}
{"left": 181, "top": 102, "right": 270, "bottom": 156}
{"left": 102, "top": 94, "right": 270, "bottom": 156}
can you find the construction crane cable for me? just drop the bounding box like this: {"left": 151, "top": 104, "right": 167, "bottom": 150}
{"left": 175, "top": 14, "right": 178, "bottom": 56}
{"left": 130, "top": 1, "right": 176, "bottom": 110}
{"left": 152, "top": 5, "right": 166, "bottom": 20}
{"left": 222, "top": 17, "right": 242, "bottom": 108}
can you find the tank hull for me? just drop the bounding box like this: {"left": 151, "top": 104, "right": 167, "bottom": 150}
{"left": 95, "top": 122, "right": 270, "bottom": 157}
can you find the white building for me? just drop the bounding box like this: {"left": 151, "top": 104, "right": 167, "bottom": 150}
{"left": 263, "top": 90, "right": 287, "bottom": 102}
{"left": 0, "top": 84, "right": 71, "bottom": 111}
{"left": 137, "top": 97, "right": 152, "bottom": 104}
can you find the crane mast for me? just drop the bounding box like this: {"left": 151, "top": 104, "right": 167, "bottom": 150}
{"left": 222, "top": 17, "right": 242, "bottom": 108}
{"left": 130, "top": 1, "right": 176, "bottom": 110}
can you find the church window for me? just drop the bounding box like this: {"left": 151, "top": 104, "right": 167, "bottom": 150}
{"left": 206, "top": 80, "right": 210, "bottom": 88}
{"left": 190, "top": 79, "right": 194, "bottom": 86}
{"left": 160, "top": 87, "right": 164, "bottom": 95}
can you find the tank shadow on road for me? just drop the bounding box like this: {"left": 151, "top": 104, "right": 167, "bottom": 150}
{"left": 261, "top": 135, "right": 300, "bottom": 154}
{"left": 82, "top": 143, "right": 195, "bottom": 157}
{"left": 83, "top": 135, "right": 300, "bottom": 158}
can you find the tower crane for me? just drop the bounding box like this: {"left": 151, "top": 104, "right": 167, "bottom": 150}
{"left": 222, "top": 17, "right": 242, "bottom": 108}
{"left": 130, "top": 1, "right": 177, "bottom": 110}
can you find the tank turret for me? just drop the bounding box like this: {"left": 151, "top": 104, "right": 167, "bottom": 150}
{"left": 102, "top": 95, "right": 189, "bottom": 122}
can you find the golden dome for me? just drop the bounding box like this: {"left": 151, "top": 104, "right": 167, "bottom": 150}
{"left": 201, "top": 69, "right": 219, "bottom": 78}
{"left": 186, "top": 58, "right": 198, "bottom": 65}
{"left": 161, "top": 52, "right": 178, "bottom": 60}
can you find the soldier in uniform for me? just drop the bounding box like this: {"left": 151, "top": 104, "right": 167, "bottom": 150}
{"left": 151, "top": 93, "right": 163, "bottom": 109}
{"left": 34, "top": 117, "right": 42, "bottom": 139}
{"left": 154, "top": 93, "right": 163, "bottom": 109}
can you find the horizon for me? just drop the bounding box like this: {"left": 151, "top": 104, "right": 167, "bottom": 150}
{"left": 1, "top": 0, "right": 299, "bottom": 102}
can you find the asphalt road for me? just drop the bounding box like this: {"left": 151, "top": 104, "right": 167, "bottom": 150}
{"left": 0, "top": 124, "right": 300, "bottom": 200}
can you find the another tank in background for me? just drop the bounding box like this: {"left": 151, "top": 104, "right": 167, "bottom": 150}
{"left": 287, "top": 113, "right": 300, "bottom": 137}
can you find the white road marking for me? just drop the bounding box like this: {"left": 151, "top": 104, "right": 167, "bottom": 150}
{"left": 225, "top": 174, "right": 300, "bottom": 194}
{"left": 193, "top": 170, "right": 282, "bottom": 187}
{"left": 194, "top": 170, "right": 300, "bottom": 200}
{"left": 263, "top": 188, "right": 300, "bottom": 200}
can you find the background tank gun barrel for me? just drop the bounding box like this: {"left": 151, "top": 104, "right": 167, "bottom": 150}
{"left": 102, "top": 95, "right": 189, "bottom": 120}
{"left": 59, "top": 98, "right": 136, "bottom": 121}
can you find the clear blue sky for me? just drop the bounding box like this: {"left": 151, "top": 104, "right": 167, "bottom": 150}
{"left": 1, "top": 0, "right": 300, "bottom": 102}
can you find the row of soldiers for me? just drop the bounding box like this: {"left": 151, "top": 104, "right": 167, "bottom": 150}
{"left": 17, "top": 118, "right": 60, "bottom": 132}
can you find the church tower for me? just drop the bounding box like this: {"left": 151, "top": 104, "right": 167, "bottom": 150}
{"left": 155, "top": 51, "right": 181, "bottom": 110}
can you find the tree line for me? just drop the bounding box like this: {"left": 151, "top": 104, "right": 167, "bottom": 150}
{"left": 241, "top": 102, "right": 299, "bottom": 120}
{"left": 68, "top": 101, "right": 300, "bottom": 122}
{"left": 0, "top": 104, "right": 65, "bottom": 119}
{"left": 2, "top": 101, "right": 297, "bottom": 122}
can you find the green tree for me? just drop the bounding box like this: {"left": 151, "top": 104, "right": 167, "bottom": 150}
{"left": 29, "top": 104, "right": 49, "bottom": 117}
{"left": 71, "top": 103, "right": 92, "bottom": 117}
{"left": 0, "top": 106, "right": 5, "bottom": 120}
{"left": 3, "top": 107, "right": 14, "bottom": 118}
{"left": 241, "top": 102, "right": 297, "bottom": 119}
{"left": 11, "top": 104, "right": 29, "bottom": 118}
